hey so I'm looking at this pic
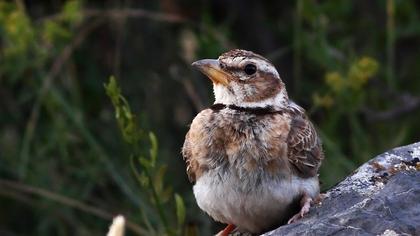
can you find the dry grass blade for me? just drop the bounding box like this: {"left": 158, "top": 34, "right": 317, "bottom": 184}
{"left": 0, "top": 178, "right": 147, "bottom": 235}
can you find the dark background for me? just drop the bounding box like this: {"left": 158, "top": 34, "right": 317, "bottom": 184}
{"left": 1, "top": 0, "right": 419, "bottom": 235}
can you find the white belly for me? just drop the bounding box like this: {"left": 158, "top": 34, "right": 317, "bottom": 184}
{"left": 193, "top": 169, "right": 319, "bottom": 233}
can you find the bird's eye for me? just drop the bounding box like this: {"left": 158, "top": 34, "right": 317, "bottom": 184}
{"left": 244, "top": 64, "right": 257, "bottom": 75}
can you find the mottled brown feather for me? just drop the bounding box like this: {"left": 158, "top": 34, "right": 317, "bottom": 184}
{"left": 181, "top": 131, "right": 196, "bottom": 182}
{"left": 182, "top": 107, "right": 292, "bottom": 183}
{"left": 286, "top": 102, "right": 324, "bottom": 178}
{"left": 242, "top": 71, "right": 283, "bottom": 103}
{"left": 219, "top": 49, "right": 269, "bottom": 63}
{"left": 182, "top": 103, "right": 323, "bottom": 182}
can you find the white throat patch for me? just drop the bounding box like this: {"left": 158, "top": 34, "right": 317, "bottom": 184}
{"left": 213, "top": 83, "right": 288, "bottom": 109}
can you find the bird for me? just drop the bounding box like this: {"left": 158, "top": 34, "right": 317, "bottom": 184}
{"left": 182, "top": 49, "right": 324, "bottom": 235}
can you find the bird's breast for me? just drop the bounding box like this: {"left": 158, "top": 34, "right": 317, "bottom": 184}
{"left": 189, "top": 108, "right": 292, "bottom": 179}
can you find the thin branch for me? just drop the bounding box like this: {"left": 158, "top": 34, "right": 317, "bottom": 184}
{"left": 0, "top": 178, "right": 148, "bottom": 235}
{"left": 14, "top": 0, "right": 26, "bottom": 12}
{"left": 41, "top": 8, "right": 186, "bottom": 24}
{"left": 170, "top": 66, "right": 206, "bottom": 112}
{"left": 363, "top": 94, "right": 420, "bottom": 122}
{"left": 181, "top": 79, "right": 206, "bottom": 112}
{"left": 84, "top": 9, "right": 185, "bottom": 23}
{"left": 19, "top": 19, "right": 103, "bottom": 178}
{"left": 20, "top": 16, "right": 144, "bottom": 210}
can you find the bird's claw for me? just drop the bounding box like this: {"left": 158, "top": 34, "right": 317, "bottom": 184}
{"left": 287, "top": 195, "right": 312, "bottom": 224}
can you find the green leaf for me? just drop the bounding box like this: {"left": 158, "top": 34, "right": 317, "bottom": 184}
{"left": 139, "top": 156, "right": 151, "bottom": 169}
{"left": 174, "top": 193, "right": 186, "bottom": 227}
{"left": 104, "top": 76, "right": 121, "bottom": 106}
{"left": 139, "top": 172, "right": 149, "bottom": 187}
{"left": 62, "top": 0, "right": 83, "bottom": 24}
{"left": 105, "top": 76, "right": 142, "bottom": 145}
{"left": 149, "top": 132, "right": 158, "bottom": 167}
{"left": 154, "top": 166, "right": 167, "bottom": 194}
{"left": 42, "top": 20, "right": 71, "bottom": 44}
{"left": 160, "top": 186, "right": 173, "bottom": 204}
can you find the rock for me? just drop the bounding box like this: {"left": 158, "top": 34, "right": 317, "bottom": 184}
{"left": 263, "top": 142, "right": 420, "bottom": 236}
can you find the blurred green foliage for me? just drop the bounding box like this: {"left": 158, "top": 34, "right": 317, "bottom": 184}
{"left": 0, "top": 0, "right": 419, "bottom": 235}
{"left": 105, "top": 76, "right": 186, "bottom": 235}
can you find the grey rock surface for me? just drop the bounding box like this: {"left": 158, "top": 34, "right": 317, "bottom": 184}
{"left": 263, "top": 142, "right": 420, "bottom": 236}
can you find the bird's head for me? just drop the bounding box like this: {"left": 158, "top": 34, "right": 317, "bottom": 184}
{"left": 192, "top": 49, "right": 288, "bottom": 109}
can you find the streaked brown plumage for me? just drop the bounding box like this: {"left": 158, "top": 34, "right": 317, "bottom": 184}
{"left": 182, "top": 49, "right": 324, "bottom": 235}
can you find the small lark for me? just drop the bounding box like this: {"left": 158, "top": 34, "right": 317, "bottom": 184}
{"left": 182, "top": 49, "right": 324, "bottom": 235}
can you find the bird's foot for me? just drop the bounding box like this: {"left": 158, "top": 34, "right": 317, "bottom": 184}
{"left": 216, "top": 224, "right": 236, "bottom": 236}
{"left": 313, "top": 193, "right": 326, "bottom": 205}
{"left": 287, "top": 194, "right": 313, "bottom": 224}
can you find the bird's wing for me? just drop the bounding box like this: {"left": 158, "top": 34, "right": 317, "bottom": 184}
{"left": 181, "top": 109, "right": 215, "bottom": 183}
{"left": 287, "top": 101, "right": 324, "bottom": 178}
{"left": 182, "top": 129, "right": 196, "bottom": 183}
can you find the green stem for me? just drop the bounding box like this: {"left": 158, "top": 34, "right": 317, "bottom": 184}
{"left": 50, "top": 89, "right": 148, "bottom": 210}
{"left": 143, "top": 167, "right": 172, "bottom": 235}
{"left": 130, "top": 156, "right": 171, "bottom": 235}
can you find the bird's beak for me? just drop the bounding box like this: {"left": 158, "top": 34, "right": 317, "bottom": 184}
{"left": 191, "top": 59, "right": 230, "bottom": 86}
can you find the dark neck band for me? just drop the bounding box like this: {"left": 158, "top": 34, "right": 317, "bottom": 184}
{"left": 210, "top": 103, "right": 283, "bottom": 115}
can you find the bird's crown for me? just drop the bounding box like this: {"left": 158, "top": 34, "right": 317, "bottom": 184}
{"left": 218, "top": 49, "right": 280, "bottom": 81}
